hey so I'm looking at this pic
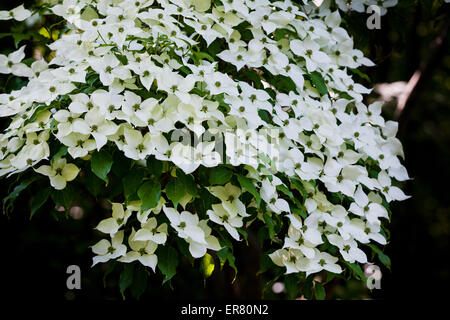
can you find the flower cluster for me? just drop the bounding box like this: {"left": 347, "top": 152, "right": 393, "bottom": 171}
{"left": 0, "top": 0, "right": 408, "bottom": 283}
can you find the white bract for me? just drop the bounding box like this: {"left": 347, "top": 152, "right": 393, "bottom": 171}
{"left": 34, "top": 157, "right": 80, "bottom": 190}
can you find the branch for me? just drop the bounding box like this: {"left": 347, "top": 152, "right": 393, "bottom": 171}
{"left": 395, "top": 17, "right": 450, "bottom": 134}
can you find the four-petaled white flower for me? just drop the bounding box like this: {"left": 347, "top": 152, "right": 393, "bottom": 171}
{"left": 35, "top": 158, "right": 79, "bottom": 190}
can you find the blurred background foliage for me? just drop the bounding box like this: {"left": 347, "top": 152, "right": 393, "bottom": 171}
{"left": 0, "top": 0, "right": 448, "bottom": 300}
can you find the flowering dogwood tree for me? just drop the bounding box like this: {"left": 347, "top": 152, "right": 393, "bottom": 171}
{"left": 0, "top": 0, "right": 410, "bottom": 299}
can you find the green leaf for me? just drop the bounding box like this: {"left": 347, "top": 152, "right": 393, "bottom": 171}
{"left": 51, "top": 184, "right": 75, "bottom": 210}
{"left": 291, "top": 206, "right": 307, "bottom": 219}
{"left": 91, "top": 150, "right": 113, "bottom": 183}
{"left": 344, "top": 261, "right": 367, "bottom": 282}
{"left": 257, "top": 253, "right": 273, "bottom": 276}
{"left": 157, "top": 246, "right": 179, "bottom": 284}
{"left": 119, "top": 263, "right": 135, "bottom": 299}
{"left": 165, "top": 179, "right": 185, "bottom": 208}
{"left": 0, "top": 33, "right": 12, "bottom": 40}
{"left": 147, "top": 157, "right": 163, "bottom": 178}
{"left": 194, "top": 50, "right": 215, "bottom": 63}
{"left": 102, "top": 261, "right": 117, "bottom": 288}
{"left": 314, "top": 281, "right": 326, "bottom": 300}
{"left": 201, "top": 253, "right": 215, "bottom": 278}
{"left": 52, "top": 146, "right": 68, "bottom": 161}
{"left": 284, "top": 274, "right": 300, "bottom": 299}
{"left": 209, "top": 166, "right": 232, "bottom": 185}
{"left": 349, "top": 68, "right": 371, "bottom": 83}
{"left": 237, "top": 174, "right": 261, "bottom": 206}
{"left": 84, "top": 170, "right": 104, "bottom": 197}
{"left": 138, "top": 181, "right": 161, "bottom": 211}
{"left": 114, "top": 53, "right": 129, "bottom": 65}
{"left": 301, "top": 276, "right": 314, "bottom": 300}
{"left": 367, "top": 244, "right": 391, "bottom": 270}
{"left": 258, "top": 109, "right": 272, "bottom": 123}
{"left": 12, "top": 32, "right": 31, "bottom": 48}
{"left": 3, "top": 176, "right": 40, "bottom": 215}
{"left": 177, "top": 170, "right": 198, "bottom": 196}
{"left": 216, "top": 247, "right": 237, "bottom": 282}
{"left": 290, "top": 178, "right": 307, "bottom": 202}
{"left": 276, "top": 184, "right": 294, "bottom": 199}
{"left": 263, "top": 211, "right": 276, "bottom": 239}
{"left": 130, "top": 264, "right": 148, "bottom": 300}
{"left": 122, "top": 168, "right": 147, "bottom": 201}
{"left": 309, "top": 71, "right": 328, "bottom": 96}
{"left": 30, "top": 187, "right": 51, "bottom": 219}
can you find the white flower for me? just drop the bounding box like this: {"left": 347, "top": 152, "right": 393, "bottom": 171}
{"left": 207, "top": 203, "right": 243, "bottom": 241}
{"left": 95, "top": 203, "right": 132, "bottom": 236}
{"left": 59, "top": 133, "right": 97, "bottom": 159}
{"left": 327, "top": 233, "right": 367, "bottom": 264}
{"left": 283, "top": 221, "right": 316, "bottom": 259}
{"left": 307, "top": 251, "right": 343, "bottom": 276}
{"left": 290, "top": 38, "right": 331, "bottom": 73}
{"left": 0, "top": 46, "right": 32, "bottom": 77}
{"left": 123, "top": 128, "right": 155, "bottom": 160}
{"left": 133, "top": 217, "right": 168, "bottom": 245}
{"left": 91, "top": 231, "right": 127, "bottom": 266}
{"left": 170, "top": 141, "right": 221, "bottom": 174}
{"left": 349, "top": 186, "right": 389, "bottom": 224}
{"left": 376, "top": 171, "right": 410, "bottom": 202}
{"left": 209, "top": 183, "right": 249, "bottom": 217}
{"left": 35, "top": 158, "right": 80, "bottom": 190}
{"left": 260, "top": 178, "right": 290, "bottom": 214}
{"left": 269, "top": 248, "right": 311, "bottom": 274}
{"left": 119, "top": 228, "right": 158, "bottom": 271}
{"left": 163, "top": 206, "right": 220, "bottom": 258}
{"left": 163, "top": 206, "right": 206, "bottom": 244}
{"left": 0, "top": 5, "right": 31, "bottom": 21}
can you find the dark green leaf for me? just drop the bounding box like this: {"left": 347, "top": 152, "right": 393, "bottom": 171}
{"left": 3, "top": 176, "right": 40, "bottom": 215}
{"left": 84, "top": 170, "right": 104, "bottom": 197}
{"left": 263, "top": 211, "right": 276, "bottom": 239}
{"left": 177, "top": 170, "right": 198, "bottom": 196}
{"left": 122, "top": 169, "right": 147, "bottom": 201}
{"left": 309, "top": 71, "right": 328, "bottom": 96}
{"left": 119, "top": 263, "right": 135, "bottom": 299}
{"left": 276, "top": 184, "right": 294, "bottom": 199}
{"left": 301, "top": 276, "right": 314, "bottom": 300}
{"left": 138, "top": 181, "right": 161, "bottom": 211}
{"left": 349, "top": 68, "right": 371, "bottom": 83}
{"left": 367, "top": 244, "right": 391, "bottom": 270}
{"left": 314, "top": 281, "right": 326, "bottom": 300}
{"left": 284, "top": 274, "right": 300, "bottom": 299}
{"left": 165, "top": 179, "right": 185, "bottom": 208}
{"left": 51, "top": 184, "right": 75, "bottom": 210}
{"left": 52, "top": 146, "right": 68, "bottom": 161}
{"left": 91, "top": 150, "right": 113, "bottom": 183}
{"left": 30, "top": 187, "right": 51, "bottom": 219}
{"left": 209, "top": 166, "right": 232, "bottom": 185}
{"left": 216, "top": 247, "right": 237, "bottom": 282}
{"left": 157, "top": 246, "right": 179, "bottom": 284}
{"left": 130, "top": 264, "right": 148, "bottom": 300}
{"left": 237, "top": 174, "right": 261, "bottom": 206}
{"left": 344, "top": 261, "right": 367, "bottom": 282}
{"left": 147, "top": 157, "right": 163, "bottom": 178}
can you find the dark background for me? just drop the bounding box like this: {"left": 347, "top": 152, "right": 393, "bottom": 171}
{"left": 0, "top": 0, "right": 448, "bottom": 300}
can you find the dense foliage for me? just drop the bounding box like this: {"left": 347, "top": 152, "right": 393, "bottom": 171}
{"left": 0, "top": 0, "right": 412, "bottom": 299}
